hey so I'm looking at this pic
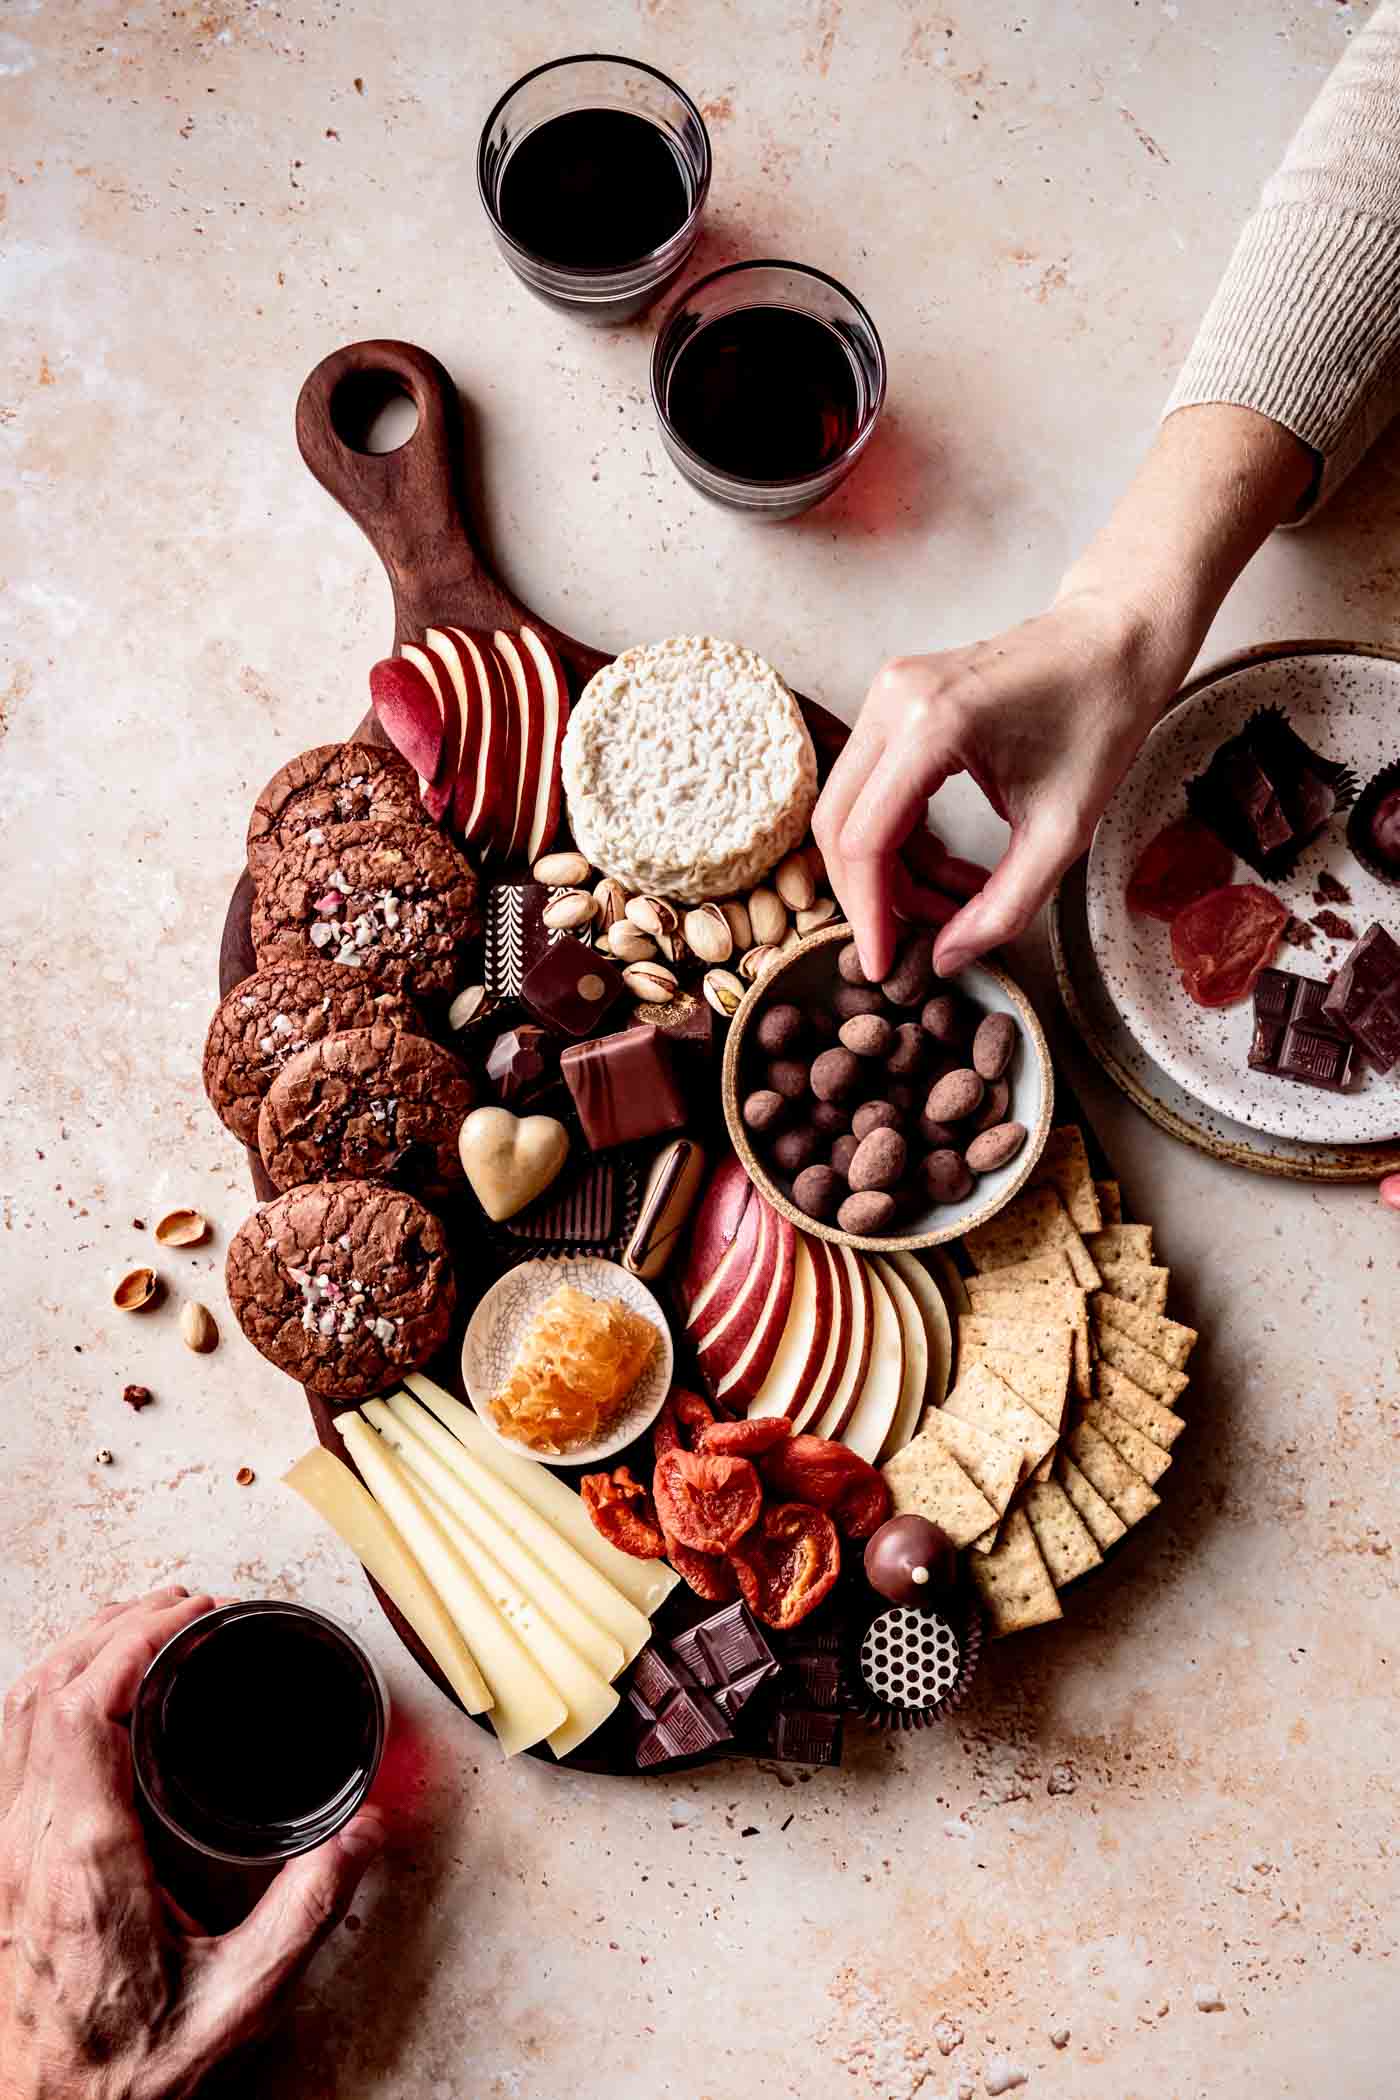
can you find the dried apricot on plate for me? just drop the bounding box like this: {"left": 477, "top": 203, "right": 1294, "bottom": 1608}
{"left": 1170, "top": 883, "right": 1289, "bottom": 1008}
{"left": 699, "top": 1416, "right": 792, "bottom": 1459}
{"left": 662, "top": 1529, "right": 739, "bottom": 1603}
{"left": 580, "top": 1466, "right": 666, "bottom": 1561}
{"left": 653, "top": 1449, "right": 762, "bottom": 1556}
{"left": 729, "top": 1502, "right": 841, "bottom": 1630}
{"left": 652, "top": 1387, "right": 715, "bottom": 1459}
{"left": 830, "top": 1468, "right": 892, "bottom": 1542}
{"left": 1126, "top": 817, "right": 1235, "bottom": 923}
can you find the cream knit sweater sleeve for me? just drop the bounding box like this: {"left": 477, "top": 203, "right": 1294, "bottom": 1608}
{"left": 1166, "top": 0, "right": 1400, "bottom": 512}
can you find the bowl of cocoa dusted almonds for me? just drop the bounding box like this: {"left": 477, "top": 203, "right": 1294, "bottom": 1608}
{"left": 722, "top": 922, "right": 1053, "bottom": 1252}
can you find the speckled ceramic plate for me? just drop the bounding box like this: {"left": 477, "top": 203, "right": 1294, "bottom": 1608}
{"left": 461, "top": 1256, "right": 674, "bottom": 1467}
{"left": 1086, "top": 648, "right": 1400, "bottom": 1143}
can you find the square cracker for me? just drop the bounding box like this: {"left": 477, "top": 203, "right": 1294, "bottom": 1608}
{"left": 1056, "top": 1452, "right": 1127, "bottom": 1549}
{"left": 1095, "top": 1180, "right": 1122, "bottom": 1225}
{"left": 942, "top": 1363, "right": 1058, "bottom": 1480}
{"left": 974, "top": 1345, "right": 1070, "bottom": 1435}
{"left": 1098, "top": 1262, "right": 1170, "bottom": 1315}
{"left": 968, "top": 1507, "right": 1063, "bottom": 1636}
{"left": 880, "top": 1430, "right": 997, "bottom": 1549}
{"left": 1029, "top": 1125, "right": 1102, "bottom": 1235}
{"left": 1086, "top": 1223, "right": 1154, "bottom": 1267}
{"left": 1067, "top": 1419, "right": 1160, "bottom": 1526}
{"left": 975, "top": 1250, "right": 1075, "bottom": 1289}
{"left": 1095, "top": 1362, "right": 1184, "bottom": 1449}
{"left": 958, "top": 1315, "right": 1075, "bottom": 1387}
{"left": 1094, "top": 1324, "right": 1190, "bottom": 1404}
{"left": 1093, "top": 1293, "right": 1197, "bottom": 1371}
{"left": 965, "top": 1276, "right": 1091, "bottom": 1400}
{"left": 918, "top": 1408, "right": 1019, "bottom": 1519}
{"left": 1080, "top": 1399, "right": 1172, "bottom": 1486}
{"left": 1023, "top": 1477, "right": 1103, "bottom": 1586}
{"left": 963, "top": 1185, "right": 1102, "bottom": 1291}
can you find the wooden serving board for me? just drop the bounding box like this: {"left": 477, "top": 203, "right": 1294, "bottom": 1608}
{"left": 218, "top": 340, "right": 860, "bottom": 1773}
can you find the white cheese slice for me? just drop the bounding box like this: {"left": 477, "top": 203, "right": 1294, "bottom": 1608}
{"left": 400, "top": 1376, "right": 677, "bottom": 1627}
{"left": 409, "top": 1473, "right": 617, "bottom": 1761}
{"left": 338, "top": 1415, "right": 565, "bottom": 1758}
{"left": 870, "top": 1256, "right": 929, "bottom": 1464}
{"left": 839, "top": 1259, "right": 906, "bottom": 1463}
{"left": 282, "top": 1446, "right": 491, "bottom": 1717}
{"left": 368, "top": 1398, "right": 625, "bottom": 1682}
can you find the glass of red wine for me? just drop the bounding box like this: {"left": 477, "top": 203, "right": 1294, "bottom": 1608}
{"left": 132, "top": 1600, "right": 388, "bottom": 1866}
{"left": 478, "top": 54, "right": 711, "bottom": 324}
{"left": 651, "top": 260, "right": 887, "bottom": 518}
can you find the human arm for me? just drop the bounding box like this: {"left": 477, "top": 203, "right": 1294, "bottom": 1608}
{"left": 0, "top": 1589, "right": 384, "bottom": 2100}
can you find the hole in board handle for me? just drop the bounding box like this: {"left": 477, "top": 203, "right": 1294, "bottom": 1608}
{"left": 329, "top": 371, "right": 422, "bottom": 456}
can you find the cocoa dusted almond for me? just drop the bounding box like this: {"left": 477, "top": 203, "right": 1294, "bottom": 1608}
{"left": 830, "top": 1133, "right": 861, "bottom": 1178}
{"left": 885, "top": 1022, "right": 929, "bottom": 1077}
{"left": 922, "top": 1149, "right": 974, "bottom": 1204}
{"left": 847, "top": 1127, "right": 907, "bottom": 1193}
{"left": 965, "top": 1121, "right": 1028, "bottom": 1174}
{"left": 926, "top": 1068, "right": 985, "bottom": 1123}
{"left": 755, "top": 1002, "right": 804, "bottom": 1054}
{"left": 973, "top": 1011, "right": 1018, "bottom": 1081}
{"left": 834, "top": 983, "right": 884, "bottom": 1019}
{"left": 837, "top": 1189, "right": 897, "bottom": 1234}
{"left": 742, "top": 1088, "right": 788, "bottom": 1134}
{"left": 836, "top": 940, "right": 871, "bottom": 986}
{"left": 792, "top": 1163, "right": 841, "bottom": 1220}
{"left": 811, "top": 1047, "right": 862, "bottom": 1102}
{"left": 772, "top": 1124, "right": 821, "bottom": 1175}
{"left": 880, "top": 937, "right": 935, "bottom": 1008}
{"left": 839, "top": 1013, "right": 894, "bottom": 1058}
{"left": 852, "top": 1100, "right": 901, "bottom": 1139}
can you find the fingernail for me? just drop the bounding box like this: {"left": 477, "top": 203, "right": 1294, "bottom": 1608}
{"left": 1379, "top": 1174, "right": 1400, "bottom": 1212}
{"left": 340, "top": 1807, "right": 388, "bottom": 1862}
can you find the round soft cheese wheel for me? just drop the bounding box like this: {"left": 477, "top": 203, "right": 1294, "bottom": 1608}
{"left": 561, "top": 636, "right": 818, "bottom": 904}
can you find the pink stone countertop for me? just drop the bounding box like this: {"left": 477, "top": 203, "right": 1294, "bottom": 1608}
{"left": 2, "top": 4, "right": 1397, "bottom": 2095}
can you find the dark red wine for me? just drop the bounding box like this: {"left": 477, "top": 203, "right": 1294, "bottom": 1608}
{"left": 498, "top": 108, "right": 691, "bottom": 268}
{"left": 155, "top": 1610, "right": 379, "bottom": 1838}
{"left": 663, "top": 305, "right": 861, "bottom": 481}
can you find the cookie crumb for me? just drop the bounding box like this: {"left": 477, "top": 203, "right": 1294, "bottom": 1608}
{"left": 1193, "top": 1986, "right": 1225, "bottom": 2012}
{"left": 122, "top": 1383, "right": 154, "bottom": 1411}
{"left": 95, "top": 1448, "right": 114, "bottom": 1465}
{"left": 132, "top": 1217, "right": 146, "bottom": 1229}
{"left": 1049, "top": 2025, "right": 1070, "bottom": 2049}
{"left": 984, "top": 2061, "right": 1029, "bottom": 2095}
{"left": 236, "top": 1466, "right": 256, "bottom": 1487}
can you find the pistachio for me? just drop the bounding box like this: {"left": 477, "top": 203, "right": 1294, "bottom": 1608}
{"left": 625, "top": 895, "right": 678, "bottom": 938}
{"left": 684, "top": 904, "right": 734, "bottom": 966}
{"left": 593, "top": 877, "right": 630, "bottom": 932}
{"left": 774, "top": 852, "right": 817, "bottom": 912}
{"left": 747, "top": 888, "right": 788, "bottom": 947}
{"left": 778, "top": 927, "right": 802, "bottom": 955}
{"left": 606, "top": 922, "right": 657, "bottom": 965}
{"left": 796, "top": 897, "right": 839, "bottom": 934}
{"left": 180, "top": 1301, "right": 218, "bottom": 1354}
{"left": 113, "top": 1267, "right": 158, "bottom": 1313}
{"left": 541, "top": 888, "right": 597, "bottom": 931}
{"left": 154, "top": 1208, "right": 208, "bottom": 1248}
{"left": 702, "top": 968, "right": 746, "bottom": 1018}
{"left": 533, "top": 849, "right": 592, "bottom": 888}
{"left": 622, "top": 961, "right": 679, "bottom": 1004}
{"left": 447, "top": 983, "right": 497, "bottom": 1032}
{"left": 719, "top": 899, "right": 753, "bottom": 952}
{"left": 656, "top": 928, "right": 692, "bottom": 968}
{"left": 739, "top": 943, "right": 783, "bottom": 982}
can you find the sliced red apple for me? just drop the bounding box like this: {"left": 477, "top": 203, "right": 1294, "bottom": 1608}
{"left": 745, "top": 1234, "right": 832, "bottom": 1423}
{"left": 870, "top": 1255, "right": 928, "bottom": 1463}
{"left": 445, "top": 628, "right": 513, "bottom": 852}
{"left": 400, "top": 643, "right": 463, "bottom": 823}
{"left": 712, "top": 1209, "right": 797, "bottom": 1412}
{"left": 838, "top": 1262, "right": 905, "bottom": 1463}
{"left": 678, "top": 1158, "right": 753, "bottom": 1319}
{"left": 517, "top": 625, "right": 570, "bottom": 862}
{"left": 808, "top": 1247, "right": 874, "bottom": 1441}
{"left": 885, "top": 1250, "right": 952, "bottom": 1413}
{"left": 492, "top": 629, "right": 546, "bottom": 862}
{"left": 789, "top": 1239, "right": 853, "bottom": 1432}
{"left": 422, "top": 627, "right": 480, "bottom": 840}
{"left": 693, "top": 1201, "right": 776, "bottom": 1390}
{"left": 369, "top": 657, "right": 444, "bottom": 788}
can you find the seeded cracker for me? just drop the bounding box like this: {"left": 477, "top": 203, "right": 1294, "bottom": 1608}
{"left": 1086, "top": 1223, "right": 1154, "bottom": 1267}
{"left": 1097, "top": 1261, "right": 1170, "bottom": 1315}
{"left": 941, "top": 1363, "right": 1058, "bottom": 1482}
{"left": 917, "top": 1407, "right": 1020, "bottom": 1519}
{"left": 1093, "top": 1324, "right": 1190, "bottom": 1404}
{"left": 880, "top": 1431, "right": 998, "bottom": 1549}
{"left": 1080, "top": 1398, "right": 1173, "bottom": 1486}
{"left": 1066, "top": 1419, "right": 1160, "bottom": 1526}
{"left": 1094, "top": 1362, "right": 1184, "bottom": 1450}
{"left": 1055, "top": 1452, "right": 1127, "bottom": 1549}
{"left": 1092, "top": 1293, "right": 1197, "bottom": 1371}
{"left": 969, "top": 1507, "right": 1063, "bottom": 1635}
{"left": 964, "top": 1276, "right": 1092, "bottom": 1400}
{"left": 1028, "top": 1125, "right": 1102, "bottom": 1234}
{"left": 1023, "top": 1478, "right": 1103, "bottom": 1586}
{"left": 966, "top": 1344, "right": 1069, "bottom": 1435}
{"left": 1095, "top": 1180, "right": 1123, "bottom": 1225}
{"left": 958, "top": 1316, "right": 1075, "bottom": 1399}
{"left": 963, "top": 1184, "right": 1101, "bottom": 1291}
{"left": 973, "top": 1249, "right": 1075, "bottom": 1289}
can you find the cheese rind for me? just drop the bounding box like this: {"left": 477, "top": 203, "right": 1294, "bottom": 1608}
{"left": 282, "top": 1446, "right": 491, "bottom": 1716}
{"left": 338, "top": 1415, "right": 566, "bottom": 1757}
{"left": 401, "top": 1377, "right": 676, "bottom": 1628}
{"left": 369, "top": 1398, "right": 625, "bottom": 1681}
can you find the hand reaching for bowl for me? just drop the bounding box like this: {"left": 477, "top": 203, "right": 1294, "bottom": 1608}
{"left": 814, "top": 404, "right": 1317, "bottom": 983}
{"left": 0, "top": 1589, "right": 384, "bottom": 2100}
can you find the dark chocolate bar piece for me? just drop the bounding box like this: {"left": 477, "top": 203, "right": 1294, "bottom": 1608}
{"left": 561, "top": 1023, "right": 688, "bottom": 1151}
{"left": 627, "top": 1643, "right": 731, "bottom": 1767}
{"left": 762, "top": 1706, "right": 844, "bottom": 1766}
{"left": 670, "top": 1602, "right": 777, "bottom": 1693}
{"left": 1248, "top": 968, "right": 1356, "bottom": 1091}
{"left": 486, "top": 1025, "right": 560, "bottom": 1107}
{"left": 1186, "top": 705, "right": 1357, "bottom": 879}
{"left": 1321, "top": 923, "right": 1400, "bottom": 1073}
{"left": 522, "top": 935, "right": 624, "bottom": 1039}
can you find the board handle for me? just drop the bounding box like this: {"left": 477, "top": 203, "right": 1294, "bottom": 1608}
{"left": 295, "top": 340, "right": 520, "bottom": 649}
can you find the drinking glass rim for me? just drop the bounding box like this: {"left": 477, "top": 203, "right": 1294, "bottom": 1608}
{"left": 649, "top": 258, "right": 888, "bottom": 492}
{"left": 477, "top": 52, "right": 713, "bottom": 278}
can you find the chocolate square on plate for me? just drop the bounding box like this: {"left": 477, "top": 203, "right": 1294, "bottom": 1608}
{"left": 1248, "top": 967, "right": 1357, "bottom": 1091}
{"left": 1322, "top": 922, "right": 1400, "bottom": 1073}
{"left": 1186, "top": 706, "right": 1357, "bottom": 879}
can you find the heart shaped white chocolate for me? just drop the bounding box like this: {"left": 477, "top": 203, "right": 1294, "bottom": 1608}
{"left": 458, "top": 1106, "right": 569, "bottom": 1223}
